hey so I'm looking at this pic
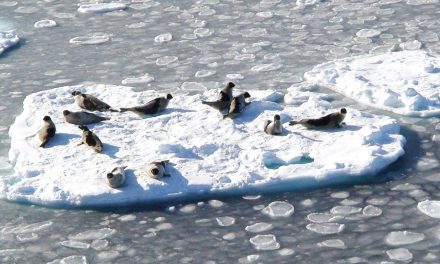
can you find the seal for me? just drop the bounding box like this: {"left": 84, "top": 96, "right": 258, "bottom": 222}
{"left": 71, "top": 91, "right": 118, "bottom": 112}
{"left": 39, "top": 116, "right": 56, "bottom": 147}
{"left": 78, "top": 125, "right": 103, "bottom": 153}
{"left": 63, "top": 110, "right": 110, "bottom": 125}
{"left": 289, "top": 108, "right": 347, "bottom": 129}
{"left": 120, "top": 94, "right": 173, "bottom": 115}
{"left": 146, "top": 160, "right": 170, "bottom": 179}
{"left": 202, "top": 82, "right": 235, "bottom": 111}
{"left": 223, "top": 92, "right": 251, "bottom": 119}
{"left": 107, "top": 166, "right": 127, "bottom": 188}
{"left": 264, "top": 114, "right": 283, "bottom": 135}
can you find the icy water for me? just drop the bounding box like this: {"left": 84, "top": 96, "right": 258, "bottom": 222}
{"left": 0, "top": 0, "right": 440, "bottom": 263}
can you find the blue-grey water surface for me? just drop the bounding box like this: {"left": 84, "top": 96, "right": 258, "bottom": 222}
{"left": 0, "top": 0, "right": 440, "bottom": 263}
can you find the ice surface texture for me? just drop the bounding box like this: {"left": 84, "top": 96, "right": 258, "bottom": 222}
{"left": 0, "top": 31, "right": 19, "bottom": 55}
{"left": 2, "top": 84, "right": 405, "bottom": 207}
{"left": 305, "top": 50, "right": 440, "bottom": 117}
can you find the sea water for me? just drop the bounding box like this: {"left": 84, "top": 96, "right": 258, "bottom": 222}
{"left": 0, "top": 0, "right": 440, "bottom": 262}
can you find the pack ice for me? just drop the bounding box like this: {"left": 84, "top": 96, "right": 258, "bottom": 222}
{"left": 305, "top": 50, "right": 440, "bottom": 117}
{"left": 1, "top": 84, "right": 405, "bottom": 207}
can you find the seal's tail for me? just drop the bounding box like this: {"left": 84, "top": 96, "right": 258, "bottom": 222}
{"left": 289, "top": 120, "right": 300, "bottom": 126}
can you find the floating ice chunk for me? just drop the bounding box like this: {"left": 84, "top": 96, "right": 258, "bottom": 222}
{"left": 238, "top": 255, "right": 260, "bottom": 263}
{"left": 180, "top": 204, "right": 196, "bottom": 213}
{"left": 156, "top": 223, "right": 173, "bottom": 230}
{"left": 262, "top": 201, "right": 294, "bottom": 218}
{"left": 48, "top": 255, "right": 87, "bottom": 264}
{"left": 61, "top": 240, "right": 90, "bottom": 249}
{"left": 306, "top": 223, "right": 345, "bottom": 234}
{"left": 91, "top": 239, "right": 108, "bottom": 250}
{"left": 278, "top": 248, "right": 295, "bottom": 256}
{"left": 69, "top": 34, "right": 110, "bottom": 45}
{"left": 2, "top": 220, "right": 52, "bottom": 234}
{"left": 386, "top": 248, "right": 413, "bottom": 261}
{"left": 330, "top": 191, "right": 349, "bottom": 199}
{"left": 407, "top": 0, "right": 439, "bottom": 5}
{"left": 226, "top": 73, "right": 244, "bottom": 80}
{"left": 121, "top": 73, "right": 154, "bottom": 85}
{"left": 154, "top": 33, "right": 172, "bottom": 43}
{"left": 400, "top": 40, "right": 422, "bottom": 50}
{"left": 34, "top": 19, "right": 57, "bottom": 28}
{"left": 119, "top": 214, "right": 136, "bottom": 222}
{"left": 0, "top": 31, "right": 19, "bottom": 55}
{"left": 78, "top": 3, "right": 127, "bottom": 13}
{"left": 385, "top": 231, "right": 425, "bottom": 246}
{"left": 249, "top": 234, "right": 280, "bottom": 250}
{"left": 296, "top": 0, "right": 321, "bottom": 6}
{"left": 216, "top": 216, "right": 235, "bottom": 226}
{"left": 209, "top": 200, "right": 224, "bottom": 208}
{"left": 362, "top": 205, "right": 382, "bottom": 217}
{"left": 223, "top": 232, "right": 236, "bottom": 240}
{"left": 304, "top": 50, "right": 440, "bottom": 116}
{"left": 418, "top": 200, "right": 440, "bottom": 218}
{"left": 251, "top": 64, "right": 282, "bottom": 72}
{"left": 245, "top": 222, "right": 273, "bottom": 233}
{"left": 318, "top": 239, "right": 346, "bottom": 249}
{"left": 156, "top": 56, "right": 178, "bottom": 66}
{"left": 307, "top": 213, "right": 340, "bottom": 223}
{"left": 416, "top": 157, "right": 439, "bottom": 171}
{"left": 356, "top": 29, "right": 381, "bottom": 38}
{"left": 242, "top": 195, "right": 261, "bottom": 200}
{"left": 330, "top": 205, "right": 362, "bottom": 215}
{"left": 97, "top": 251, "right": 119, "bottom": 261}
{"left": 69, "top": 228, "right": 116, "bottom": 241}
{"left": 16, "top": 232, "right": 38, "bottom": 242}
{"left": 195, "top": 70, "right": 216, "bottom": 78}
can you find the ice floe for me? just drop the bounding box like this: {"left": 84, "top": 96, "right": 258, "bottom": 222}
{"left": 304, "top": 50, "right": 440, "bottom": 117}
{"left": 249, "top": 234, "right": 280, "bottom": 250}
{"left": 384, "top": 231, "right": 425, "bottom": 246}
{"left": 34, "top": 19, "right": 57, "bottom": 28}
{"left": 0, "top": 31, "right": 19, "bottom": 55}
{"left": 1, "top": 84, "right": 406, "bottom": 207}
{"left": 78, "top": 3, "right": 127, "bottom": 14}
{"left": 418, "top": 200, "right": 440, "bottom": 218}
{"left": 69, "top": 34, "right": 110, "bottom": 45}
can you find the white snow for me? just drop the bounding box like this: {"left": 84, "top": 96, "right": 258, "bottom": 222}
{"left": 77, "top": 3, "right": 127, "bottom": 14}
{"left": 0, "top": 31, "right": 19, "bottom": 55}
{"left": 1, "top": 84, "right": 406, "bottom": 207}
{"left": 304, "top": 50, "right": 440, "bottom": 117}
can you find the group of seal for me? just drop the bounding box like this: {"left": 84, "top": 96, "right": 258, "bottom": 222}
{"left": 38, "top": 91, "right": 173, "bottom": 188}
{"left": 37, "top": 82, "right": 347, "bottom": 189}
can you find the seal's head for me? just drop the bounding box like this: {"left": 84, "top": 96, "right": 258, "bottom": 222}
{"left": 227, "top": 82, "right": 235, "bottom": 88}
{"left": 151, "top": 168, "right": 160, "bottom": 176}
{"left": 340, "top": 108, "right": 347, "bottom": 114}
{"left": 63, "top": 110, "right": 70, "bottom": 116}
{"left": 43, "top": 116, "right": 51, "bottom": 122}
{"left": 244, "top": 92, "right": 251, "bottom": 98}
{"left": 107, "top": 173, "right": 113, "bottom": 179}
{"left": 71, "top": 91, "right": 82, "bottom": 96}
{"left": 166, "top": 94, "right": 173, "bottom": 100}
{"left": 274, "top": 114, "right": 281, "bottom": 121}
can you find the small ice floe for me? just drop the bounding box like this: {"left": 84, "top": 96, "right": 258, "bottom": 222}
{"left": 47, "top": 255, "right": 88, "bottom": 264}
{"left": 34, "top": 19, "right": 57, "bottom": 28}
{"left": 249, "top": 234, "right": 280, "bottom": 250}
{"left": 78, "top": 3, "right": 127, "bottom": 14}
{"left": 216, "top": 216, "right": 235, "bottom": 226}
{"left": 418, "top": 200, "right": 440, "bottom": 218}
{"left": 386, "top": 248, "right": 413, "bottom": 261}
{"left": 69, "top": 34, "right": 110, "bottom": 45}
{"left": 0, "top": 31, "right": 19, "bottom": 55}
{"left": 68, "top": 228, "right": 116, "bottom": 241}
{"left": 261, "top": 201, "right": 294, "bottom": 218}
{"left": 317, "top": 239, "right": 346, "bottom": 249}
{"left": 304, "top": 50, "right": 440, "bottom": 116}
{"left": 154, "top": 33, "right": 172, "bottom": 43}
{"left": 384, "top": 231, "right": 425, "bottom": 246}
{"left": 245, "top": 222, "right": 273, "bottom": 233}
{"left": 306, "top": 223, "right": 345, "bottom": 234}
